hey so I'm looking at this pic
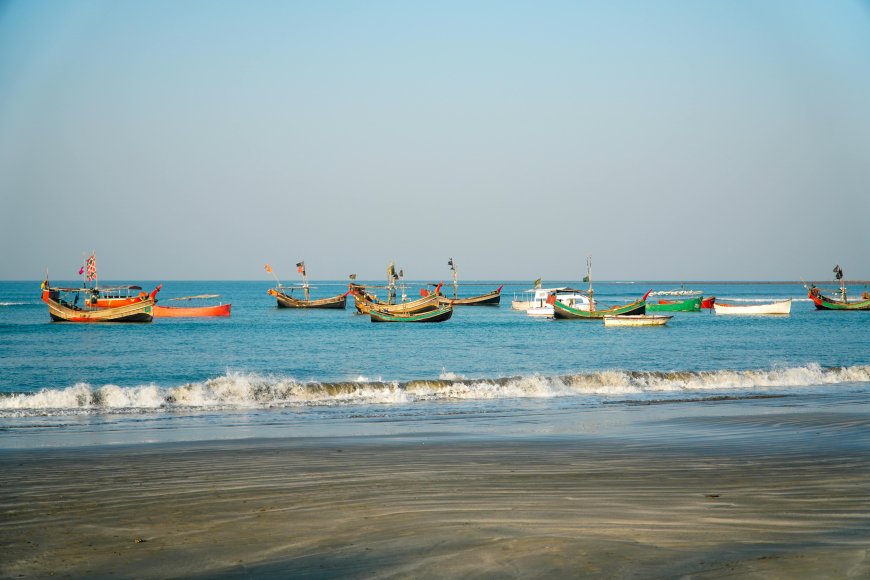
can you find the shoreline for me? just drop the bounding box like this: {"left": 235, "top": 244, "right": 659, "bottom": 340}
{"left": 2, "top": 403, "right": 869, "bottom": 578}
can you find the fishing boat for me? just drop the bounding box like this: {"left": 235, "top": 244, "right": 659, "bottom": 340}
{"left": 370, "top": 303, "right": 454, "bottom": 323}
{"left": 551, "top": 257, "right": 649, "bottom": 320}
{"left": 41, "top": 282, "right": 158, "bottom": 322}
{"left": 806, "top": 265, "right": 870, "bottom": 311}
{"left": 436, "top": 258, "right": 503, "bottom": 306}
{"left": 153, "top": 294, "right": 231, "bottom": 318}
{"left": 527, "top": 288, "right": 592, "bottom": 317}
{"left": 647, "top": 296, "right": 702, "bottom": 312}
{"left": 352, "top": 280, "right": 443, "bottom": 315}
{"left": 713, "top": 299, "right": 792, "bottom": 315}
{"left": 603, "top": 314, "right": 672, "bottom": 327}
{"left": 265, "top": 261, "right": 347, "bottom": 309}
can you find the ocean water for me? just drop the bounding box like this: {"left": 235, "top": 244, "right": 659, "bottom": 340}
{"left": 1, "top": 280, "right": 868, "bottom": 448}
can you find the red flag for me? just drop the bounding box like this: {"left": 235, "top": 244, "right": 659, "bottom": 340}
{"left": 78, "top": 266, "right": 84, "bottom": 275}
{"left": 296, "top": 261, "right": 305, "bottom": 274}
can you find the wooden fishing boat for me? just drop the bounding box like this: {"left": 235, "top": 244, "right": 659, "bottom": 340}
{"left": 551, "top": 257, "right": 648, "bottom": 320}
{"left": 439, "top": 258, "right": 503, "bottom": 306}
{"left": 267, "top": 287, "right": 347, "bottom": 309}
{"left": 807, "top": 267, "right": 870, "bottom": 310}
{"left": 370, "top": 304, "right": 453, "bottom": 323}
{"left": 438, "top": 285, "right": 503, "bottom": 306}
{"left": 808, "top": 289, "right": 870, "bottom": 311}
{"left": 647, "top": 297, "right": 702, "bottom": 312}
{"left": 153, "top": 294, "right": 231, "bottom": 318}
{"left": 552, "top": 296, "right": 646, "bottom": 320}
{"left": 41, "top": 285, "right": 156, "bottom": 322}
{"left": 700, "top": 296, "right": 716, "bottom": 309}
{"left": 603, "top": 314, "right": 673, "bottom": 327}
{"left": 713, "top": 299, "right": 792, "bottom": 315}
{"left": 265, "top": 260, "right": 347, "bottom": 309}
{"left": 353, "top": 282, "right": 443, "bottom": 315}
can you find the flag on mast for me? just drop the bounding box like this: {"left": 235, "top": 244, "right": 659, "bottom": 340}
{"left": 264, "top": 263, "right": 273, "bottom": 273}
{"left": 533, "top": 278, "right": 542, "bottom": 288}
{"left": 296, "top": 261, "right": 305, "bottom": 275}
{"left": 448, "top": 258, "right": 454, "bottom": 271}
{"left": 85, "top": 253, "right": 97, "bottom": 282}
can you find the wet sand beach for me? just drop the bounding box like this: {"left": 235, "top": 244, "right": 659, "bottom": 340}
{"left": 2, "top": 403, "right": 869, "bottom": 578}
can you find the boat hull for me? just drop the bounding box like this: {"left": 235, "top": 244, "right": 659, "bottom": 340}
{"left": 268, "top": 288, "right": 347, "bottom": 309}
{"left": 647, "top": 297, "right": 702, "bottom": 312}
{"left": 604, "top": 314, "right": 672, "bottom": 327}
{"left": 439, "top": 286, "right": 502, "bottom": 306}
{"left": 553, "top": 298, "right": 646, "bottom": 320}
{"left": 153, "top": 304, "right": 231, "bottom": 317}
{"left": 700, "top": 296, "right": 716, "bottom": 309}
{"left": 370, "top": 304, "right": 453, "bottom": 323}
{"left": 713, "top": 299, "right": 792, "bottom": 315}
{"left": 356, "top": 292, "right": 441, "bottom": 315}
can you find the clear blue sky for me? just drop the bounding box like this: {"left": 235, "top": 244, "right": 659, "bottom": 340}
{"left": 1, "top": 0, "right": 868, "bottom": 281}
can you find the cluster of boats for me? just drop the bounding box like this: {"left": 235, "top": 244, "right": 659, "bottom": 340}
{"left": 38, "top": 256, "right": 870, "bottom": 324}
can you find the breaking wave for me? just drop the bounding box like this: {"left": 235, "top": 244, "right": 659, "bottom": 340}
{"left": 0, "top": 302, "right": 29, "bottom": 306}
{"left": 1, "top": 364, "right": 868, "bottom": 417}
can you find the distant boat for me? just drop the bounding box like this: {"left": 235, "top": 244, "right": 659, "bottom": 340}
{"left": 370, "top": 303, "right": 454, "bottom": 323}
{"left": 438, "top": 258, "right": 503, "bottom": 306}
{"left": 265, "top": 260, "right": 347, "bottom": 309}
{"left": 153, "top": 294, "right": 231, "bottom": 318}
{"left": 41, "top": 282, "right": 157, "bottom": 322}
{"left": 352, "top": 282, "right": 443, "bottom": 315}
{"left": 551, "top": 257, "right": 648, "bottom": 320}
{"left": 522, "top": 287, "right": 592, "bottom": 317}
{"left": 604, "top": 314, "right": 672, "bottom": 327}
{"left": 806, "top": 266, "right": 870, "bottom": 311}
{"left": 553, "top": 296, "right": 647, "bottom": 320}
{"left": 647, "top": 297, "right": 702, "bottom": 312}
{"left": 713, "top": 299, "right": 792, "bottom": 315}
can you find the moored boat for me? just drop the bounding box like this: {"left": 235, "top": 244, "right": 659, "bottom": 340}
{"left": 525, "top": 288, "right": 592, "bottom": 317}
{"left": 603, "top": 314, "right": 672, "bottom": 327}
{"left": 438, "top": 258, "right": 503, "bottom": 305}
{"left": 647, "top": 297, "right": 702, "bottom": 312}
{"left": 153, "top": 294, "right": 231, "bottom": 317}
{"left": 713, "top": 299, "right": 792, "bottom": 315}
{"left": 370, "top": 303, "right": 453, "bottom": 323}
{"left": 552, "top": 296, "right": 647, "bottom": 320}
{"left": 265, "top": 261, "right": 347, "bottom": 309}
{"left": 353, "top": 282, "right": 443, "bottom": 315}
{"left": 41, "top": 283, "right": 157, "bottom": 322}
{"left": 806, "top": 266, "right": 870, "bottom": 311}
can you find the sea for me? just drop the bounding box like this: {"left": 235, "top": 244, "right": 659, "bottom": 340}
{"left": 1, "top": 280, "right": 868, "bottom": 449}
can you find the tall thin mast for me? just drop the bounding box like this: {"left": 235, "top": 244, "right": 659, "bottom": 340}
{"left": 587, "top": 255, "right": 594, "bottom": 312}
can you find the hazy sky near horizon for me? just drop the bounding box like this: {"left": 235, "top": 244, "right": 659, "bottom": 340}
{"left": 1, "top": 0, "right": 868, "bottom": 282}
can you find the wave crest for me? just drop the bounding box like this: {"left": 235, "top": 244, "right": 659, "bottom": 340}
{"left": 2, "top": 364, "right": 868, "bottom": 416}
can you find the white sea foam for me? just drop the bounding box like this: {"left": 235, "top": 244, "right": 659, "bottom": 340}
{"left": 0, "top": 302, "right": 29, "bottom": 306}
{"left": 2, "top": 364, "right": 868, "bottom": 417}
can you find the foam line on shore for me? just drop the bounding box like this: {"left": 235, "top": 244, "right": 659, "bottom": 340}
{"left": 2, "top": 364, "right": 868, "bottom": 416}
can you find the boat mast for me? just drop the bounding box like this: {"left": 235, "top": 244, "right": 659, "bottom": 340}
{"left": 835, "top": 264, "right": 846, "bottom": 301}
{"left": 586, "top": 255, "right": 594, "bottom": 312}
{"left": 449, "top": 258, "right": 457, "bottom": 299}
{"left": 297, "top": 260, "right": 309, "bottom": 301}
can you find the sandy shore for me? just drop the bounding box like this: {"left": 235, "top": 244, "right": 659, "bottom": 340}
{"left": 2, "top": 406, "right": 869, "bottom": 578}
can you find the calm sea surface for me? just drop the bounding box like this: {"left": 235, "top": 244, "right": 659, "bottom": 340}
{"left": 1, "top": 280, "right": 868, "bottom": 448}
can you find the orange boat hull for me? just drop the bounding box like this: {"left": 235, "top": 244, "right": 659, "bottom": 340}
{"left": 153, "top": 304, "right": 231, "bottom": 318}
{"left": 93, "top": 297, "right": 145, "bottom": 308}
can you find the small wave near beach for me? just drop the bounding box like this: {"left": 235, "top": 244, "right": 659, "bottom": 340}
{"left": 2, "top": 364, "right": 868, "bottom": 417}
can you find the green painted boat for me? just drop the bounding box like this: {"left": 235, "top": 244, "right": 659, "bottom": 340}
{"left": 552, "top": 297, "right": 646, "bottom": 320}
{"left": 370, "top": 304, "right": 454, "bottom": 323}
{"left": 647, "top": 297, "right": 702, "bottom": 312}
{"left": 809, "top": 287, "right": 870, "bottom": 311}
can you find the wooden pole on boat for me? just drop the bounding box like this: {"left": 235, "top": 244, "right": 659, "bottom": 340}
{"left": 587, "top": 255, "right": 594, "bottom": 312}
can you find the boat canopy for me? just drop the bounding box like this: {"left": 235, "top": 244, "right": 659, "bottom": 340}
{"left": 96, "top": 285, "right": 143, "bottom": 291}
{"left": 168, "top": 294, "right": 220, "bottom": 301}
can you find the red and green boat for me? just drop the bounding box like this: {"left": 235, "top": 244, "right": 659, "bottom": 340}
{"left": 808, "top": 286, "right": 870, "bottom": 311}
{"left": 807, "top": 265, "right": 870, "bottom": 311}
{"left": 370, "top": 304, "right": 454, "bottom": 323}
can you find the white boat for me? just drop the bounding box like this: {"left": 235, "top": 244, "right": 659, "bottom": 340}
{"left": 603, "top": 314, "right": 673, "bottom": 327}
{"left": 713, "top": 299, "right": 792, "bottom": 315}
{"left": 521, "top": 287, "right": 592, "bottom": 318}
